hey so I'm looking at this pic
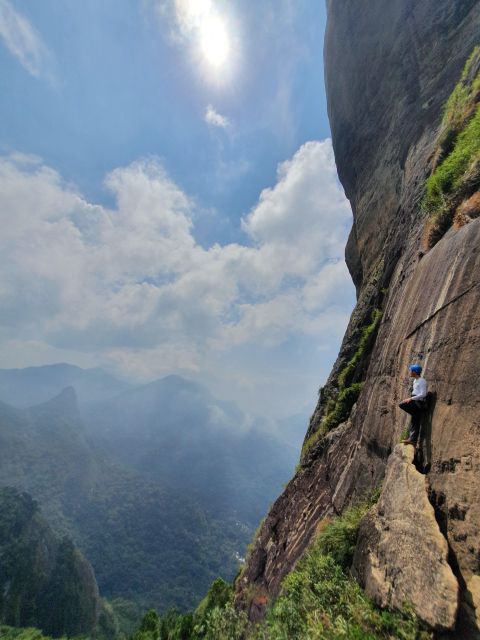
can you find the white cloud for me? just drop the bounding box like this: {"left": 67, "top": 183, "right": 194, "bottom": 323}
{"left": 0, "top": 140, "right": 355, "bottom": 415}
{"left": 205, "top": 104, "right": 230, "bottom": 128}
{"left": 0, "top": 0, "right": 52, "bottom": 78}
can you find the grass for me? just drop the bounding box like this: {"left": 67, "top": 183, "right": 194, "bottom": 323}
{"left": 315, "top": 502, "right": 374, "bottom": 570}
{"left": 439, "top": 46, "right": 480, "bottom": 154}
{"left": 261, "top": 493, "right": 429, "bottom": 640}
{"left": 264, "top": 555, "right": 429, "bottom": 640}
{"left": 423, "top": 47, "right": 480, "bottom": 248}
{"left": 425, "top": 108, "right": 480, "bottom": 210}
{"left": 319, "top": 383, "right": 364, "bottom": 434}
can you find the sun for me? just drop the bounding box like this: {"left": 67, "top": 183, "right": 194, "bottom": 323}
{"left": 200, "top": 14, "right": 230, "bottom": 68}
{"left": 173, "top": 0, "right": 234, "bottom": 77}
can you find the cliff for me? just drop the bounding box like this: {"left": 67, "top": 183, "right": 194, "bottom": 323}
{"left": 235, "top": 1, "right": 480, "bottom": 636}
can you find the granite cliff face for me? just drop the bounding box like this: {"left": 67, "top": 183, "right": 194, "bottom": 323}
{"left": 236, "top": 1, "right": 480, "bottom": 635}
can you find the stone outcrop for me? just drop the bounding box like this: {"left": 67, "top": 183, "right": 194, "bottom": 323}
{"left": 235, "top": 0, "right": 480, "bottom": 634}
{"left": 235, "top": 419, "right": 351, "bottom": 611}
{"left": 352, "top": 444, "right": 458, "bottom": 630}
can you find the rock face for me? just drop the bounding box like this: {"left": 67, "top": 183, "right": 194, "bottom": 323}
{"left": 235, "top": 0, "right": 480, "bottom": 633}
{"left": 324, "top": 0, "right": 480, "bottom": 288}
{"left": 352, "top": 444, "right": 458, "bottom": 630}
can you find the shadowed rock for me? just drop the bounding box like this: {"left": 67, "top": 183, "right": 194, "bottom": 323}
{"left": 353, "top": 444, "right": 458, "bottom": 630}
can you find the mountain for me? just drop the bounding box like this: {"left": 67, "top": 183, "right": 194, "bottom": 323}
{"left": 236, "top": 1, "right": 480, "bottom": 636}
{"left": 0, "top": 363, "right": 130, "bottom": 409}
{"left": 0, "top": 364, "right": 302, "bottom": 615}
{"left": 0, "top": 486, "right": 115, "bottom": 639}
{"left": 0, "top": 390, "right": 248, "bottom": 613}
{"left": 85, "top": 375, "right": 298, "bottom": 526}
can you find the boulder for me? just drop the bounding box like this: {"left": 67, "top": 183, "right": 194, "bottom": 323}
{"left": 352, "top": 444, "right": 458, "bottom": 630}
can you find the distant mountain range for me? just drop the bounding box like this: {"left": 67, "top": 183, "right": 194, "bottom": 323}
{"left": 0, "top": 364, "right": 308, "bottom": 618}
{"left": 85, "top": 373, "right": 299, "bottom": 525}
{"left": 0, "top": 363, "right": 130, "bottom": 409}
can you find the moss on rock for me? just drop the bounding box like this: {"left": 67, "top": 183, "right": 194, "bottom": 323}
{"left": 424, "top": 47, "right": 480, "bottom": 248}
{"left": 301, "top": 309, "right": 382, "bottom": 460}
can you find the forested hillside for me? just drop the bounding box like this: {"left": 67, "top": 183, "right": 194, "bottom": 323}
{"left": 0, "top": 389, "right": 247, "bottom": 614}
{"left": 0, "top": 487, "right": 115, "bottom": 638}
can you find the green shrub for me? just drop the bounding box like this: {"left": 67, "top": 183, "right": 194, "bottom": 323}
{"left": 439, "top": 46, "right": 480, "bottom": 152}
{"left": 423, "top": 47, "right": 480, "bottom": 247}
{"left": 338, "top": 310, "right": 383, "bottom": 389}
{"left": 302, "top": 382, "right": 365, "bottom": 459}
{"left": 321, "top": 383, "right": 364, "bottom": 433}
{"left": 0, "top": 625, "right": 73, "bottom": 640}
{"left": 316, "top": 503, "right": 371, "bottom": 570}
{"left": 192, "top": 605, "right": 250, "bottom": 640}
{"left": 425, "top": 107, "right": 480, "bottom": 211}
{"left": 265, "top": 554, "right": 430, "bottom": 640}
{"left": 0, "top": 627, "right": 54, "bottom": 640}
{"left": 139, "top": 610, "right": 160, "bottom": 637}
{"left": 195, "top": 578, "right": 233, "bottom": 620}
{"left": 258, "top": 493, "right": 432, "bottom": 640}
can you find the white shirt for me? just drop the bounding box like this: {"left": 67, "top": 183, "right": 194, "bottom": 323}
{"left": 411, "top": 377, "right": 427, "bottom": 401}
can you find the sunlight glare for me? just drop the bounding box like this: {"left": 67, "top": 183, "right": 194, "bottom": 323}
{"left": 200, "top": 15, "right": 230, "bottom": 68}
{"left": 174, "top": 0, "right": 234, "bottom": 78}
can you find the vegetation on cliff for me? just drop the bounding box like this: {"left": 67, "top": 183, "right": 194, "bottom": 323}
{"left": 301, "top": 309, "right": 382, "bottom": 459}
{"left": 130, "top": 495, "right": 429, "bottom": 640}
{"left": 424, "top": 47, "right": 480, "bottom": 247}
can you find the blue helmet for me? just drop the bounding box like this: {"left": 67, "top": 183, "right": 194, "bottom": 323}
{"left": 409, "top": 364, "right": 422, "bottom": 374}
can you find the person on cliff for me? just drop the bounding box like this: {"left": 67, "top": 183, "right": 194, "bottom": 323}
{"left": 399, "top": 364, "right": 428, "bottom": 446}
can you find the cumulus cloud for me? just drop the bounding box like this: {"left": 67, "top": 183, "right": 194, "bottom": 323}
{"left": 0, "top": 140, "right": 355, "bottom": 415}
{"left": 0, "top": 0, "right": 53, "bottom": 78}
{"left": 205, "top": 104, "right": 230, "bottom": 128}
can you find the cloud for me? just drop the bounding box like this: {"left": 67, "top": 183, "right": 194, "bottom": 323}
{"left": 205, "top": 104, "right": 230, "bottom": 129}
{"left": 0, "top": 140, "right": 355, "bottom": 415}
{"left": 0, "top": 0, "right": 52, "bottom": 78}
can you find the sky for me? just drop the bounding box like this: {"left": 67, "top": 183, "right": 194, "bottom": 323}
{"left": 0, "top": 0, "right": 356, "bottom": 419}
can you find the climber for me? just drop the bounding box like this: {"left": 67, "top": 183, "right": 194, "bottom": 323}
{"left": 399, "top": 364, "right": 428, "bottom": 446}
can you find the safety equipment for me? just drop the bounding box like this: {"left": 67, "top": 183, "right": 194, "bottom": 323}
{"left": 409, "top": 364, "right": 422, "bottom": 374}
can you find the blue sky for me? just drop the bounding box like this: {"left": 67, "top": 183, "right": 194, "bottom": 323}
{"left": 0, "top": 0, "right": 355, "bottom": 419}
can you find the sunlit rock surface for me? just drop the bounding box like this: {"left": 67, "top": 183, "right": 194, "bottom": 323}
{"left": 352, "top": 444, "right": 458, "bottom": 630}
